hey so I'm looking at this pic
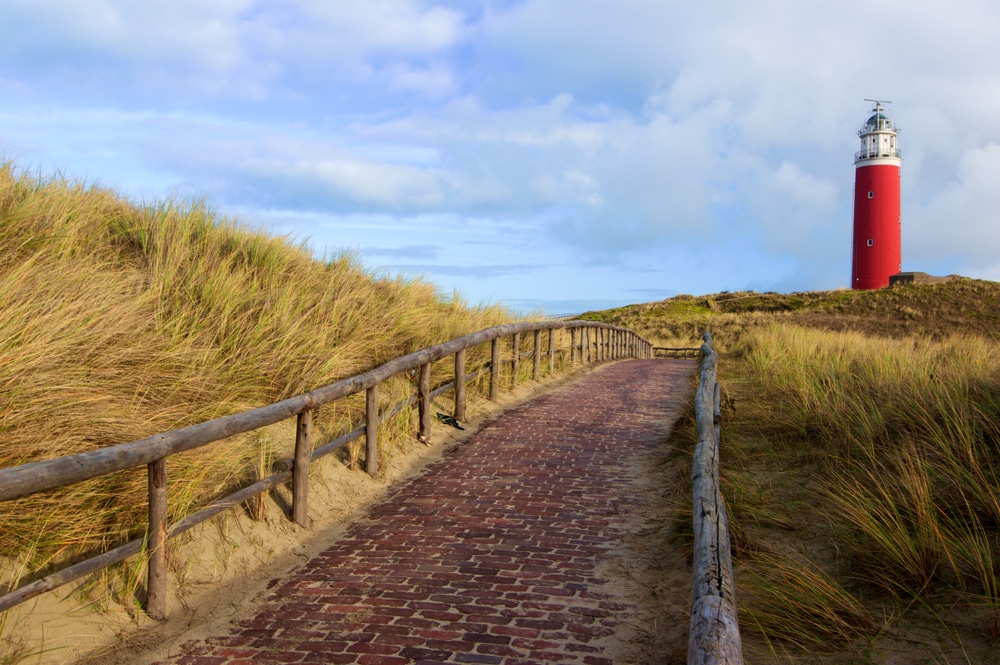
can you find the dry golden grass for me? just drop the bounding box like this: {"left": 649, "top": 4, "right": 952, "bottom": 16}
{"left": 589, "top": 288, "right": 1000, "bottom": 661}
{"left": 0, "top": 161, "right": 518, "bottom": 598}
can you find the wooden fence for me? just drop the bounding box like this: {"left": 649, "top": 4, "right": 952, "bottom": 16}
{"left": 688, "top": 331, "right": 743, "bottom": 664}
{"left": 0, "top": 320, "right": 651, "bottom": 619}
{"left": 654, "top": 346, "right": 703, "bottom": 359}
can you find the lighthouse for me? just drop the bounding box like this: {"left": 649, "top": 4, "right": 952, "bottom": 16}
{"left": 851, "top": 100, "right": 901, "bottom": 290}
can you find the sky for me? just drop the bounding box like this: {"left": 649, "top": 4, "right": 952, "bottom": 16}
{"left": 1, "top": 1, "right": 999, "bottom": 314}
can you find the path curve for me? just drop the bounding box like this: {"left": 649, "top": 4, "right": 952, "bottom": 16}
{"left": 156, "top": 359, "right": 695, "bottom": 665}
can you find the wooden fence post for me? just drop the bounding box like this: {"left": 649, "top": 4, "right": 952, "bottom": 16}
{"left": 512, "top": 332, "right": 520, "bottom": 389}
{"left": 366, "top": 385, "right": 379, "bottom": 477}
{"left": 570, "top": 328, "right": 577, "bottom": 364}
{"left": 533, "top": 330, "right": 541, "bottom": 381}
{"left": 146, "top": 457, "right": 167, "bottom": 620}
{"left": 292, "top": 410, "right": 312, "bottom": 526}
{"left": 689, "top": 332, "right": 743, "bottom": 664}
{"left": 454, "top": 350, "right": 466, "bottom": 421}
{"left": 548, "top": 329, "right": 555, "bottom": 374}
{"left": 490, "top": 338, "right": 500, "bottom": 401}
{"left": 418, "top": 363, "right": 431, "bottom": 441}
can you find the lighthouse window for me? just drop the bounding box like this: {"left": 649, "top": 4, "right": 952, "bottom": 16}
{"left": 868, "top": 191, "right": 874, "bottom": 199}
{"left": 867, "top": 239, "right": 874, "bottom": 247}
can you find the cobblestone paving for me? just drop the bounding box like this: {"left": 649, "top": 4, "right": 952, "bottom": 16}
{"left": 160, "top": 359, "right": 695, "bottom": 665}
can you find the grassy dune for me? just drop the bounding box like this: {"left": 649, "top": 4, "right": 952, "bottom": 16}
{"left": 586, "top": 286, "right": 1000, "bottom": 662}
{"left": 583, "top": 279, "right": 1000, "bottom": 346}
{"left": 0, "top": 161, "right": 515, "bottom": 589}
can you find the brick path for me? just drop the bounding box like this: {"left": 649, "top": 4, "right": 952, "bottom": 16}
{"left": 160, "top": 359, "right": 695, "bottom": 665}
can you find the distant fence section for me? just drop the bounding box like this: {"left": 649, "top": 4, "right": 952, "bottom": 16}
{"left": 654, "top": 346, "right": 702, "bottom": 359}
{"left": 688, "top": 331, "right": 743, "bottom": 664}
{"left": 0, "top": 320, "right": 653, "bottom": 619}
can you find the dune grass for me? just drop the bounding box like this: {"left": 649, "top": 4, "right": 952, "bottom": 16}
{"left": 677, "top": 322, "right": 1000, "bottom": 659}
{"left": 618, "top": 283, "right": 1000, "bottom": 660}
{"left": 0, "top": 161, "right": 517, "bottom": 594}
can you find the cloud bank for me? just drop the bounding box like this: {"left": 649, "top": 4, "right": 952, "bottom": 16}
{"left": 1, "top": 0, "right": 998, "bottom": 310}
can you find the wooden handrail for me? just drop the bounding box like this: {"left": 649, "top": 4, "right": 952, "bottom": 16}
{"left": 688, "top": 331, "right": 743, "bottom": 663}
{"left": 0, "top": 321, "right": 647, "bottom": 502}
{"left": 654, "top": 346, "right": 702, "bottom": 359}
{"left": 0, "top": 319, "right": 653, "bottom": 616}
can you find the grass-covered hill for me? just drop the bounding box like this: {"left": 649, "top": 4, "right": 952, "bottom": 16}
{"left": 581, "top": 278, "right": 1000, "bottom": 347}
{"left": 586, "top": 282, "right": 1000, "bottom": 662}
{"left": 0, "top": 161, "right": 514, "bottom": 584}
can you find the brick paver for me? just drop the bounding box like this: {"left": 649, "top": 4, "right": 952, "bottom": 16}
{"left": 160, "top": 359, "right": 695, "bottom": 665}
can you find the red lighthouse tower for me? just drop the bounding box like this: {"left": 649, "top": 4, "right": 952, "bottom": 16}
{"left": 851, "top": 100, "right": 901, "bottom": 290}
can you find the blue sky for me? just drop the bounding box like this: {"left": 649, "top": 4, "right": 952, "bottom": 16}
{"left": 2, "top": 1, "right": 999, "bottom": 314}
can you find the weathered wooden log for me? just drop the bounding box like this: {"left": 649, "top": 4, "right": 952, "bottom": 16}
{"left": 454, "top": 349, "right": 467, "bottom": 421}
{"left": 0, "top": 537, "right": 145, "bottom": 613}
{"left": 311, "top": 425, "right": 365, "bottom": 462}
{"left": 490, "top": 338, "right": 500, "bottom": 401}
{"left": 548, "top": 329, "right": 555, "bottom": 374}
{"left": 688, "top": 331, "right": 743, "bottom": 665}
{"left": 365, "top": 385, "right": 379, "bottom": 478}
{"left": 0, "top": 393, "right": 313, "bottom": 503}
{"left": 653, "top": 347, "right": 702, "bottom": 358}
{"left": 532, "top": 330, "right": 541, "bottom": 381}
{"left": 171, "top": 469, "right": 293, "bottom": 541}
{"left": 292, "top": 410, "right": 312, "bottom": 527}
{"left": 511, "top": 333, "right": 520, "bottom": 388}
{"left": 146, "top": 457, "right": 167, "bottom": 620}
{"left": 418, "top": 363, "right": 431, "bottom": 442}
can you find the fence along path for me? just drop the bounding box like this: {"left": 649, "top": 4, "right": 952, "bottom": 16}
{"left": 151, "top": 358, "right": 696, "bottom": 665}
{"left": 0, "top": 320, "right": 651, "bottom": 619}
{"left": 688, "top": 332, "right": 743, "bottom": 664}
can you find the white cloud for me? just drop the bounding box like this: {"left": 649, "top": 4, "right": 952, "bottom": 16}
{"left": 385, "top": 63, "right": 457, "bottom": 98}
{"left": 738, "top": 161, "right": 840, "bottom": 254}
{"left": 0, "top": 0, "right": 255, "bottom": 89}
{"left": 151, "top": 131, "right": 448, "bottom": 210}
{"left": 0, "top": 0, "right": 466, "bottom": 98}
{"left": 907, "top": 143, "right": 1000, "bottom": 269}
{"left": 292, "top": 1, "right": 465, "bottom": 55}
